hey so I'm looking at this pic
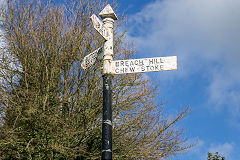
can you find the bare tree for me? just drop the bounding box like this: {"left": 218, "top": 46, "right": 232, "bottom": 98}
{"left": 0, "top": 0, "right": 191, "bottom": 159}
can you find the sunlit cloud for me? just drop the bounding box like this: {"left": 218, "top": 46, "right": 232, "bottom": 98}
{"left": 126, "top": 0, "right": 240, "bottom": 117}
{"left": 208, "top": 142, "right": 234, "bottom": 159}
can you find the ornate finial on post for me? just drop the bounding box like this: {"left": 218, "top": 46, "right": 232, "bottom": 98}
{"left": 99, "top": 4, "right": 118, "bottom": 20}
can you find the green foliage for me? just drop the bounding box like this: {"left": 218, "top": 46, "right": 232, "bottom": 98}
{"left": 208, "top": 152, "right": 225, "bottom": 160}
{"left": 0, "top": 0, "right": 191, "bottom": 159}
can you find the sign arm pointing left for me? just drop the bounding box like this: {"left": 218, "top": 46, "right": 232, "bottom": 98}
{"left": 81, "top": 47, "right": 103, "bottom": 69}
{"left": 90, "top": 14, "right": 110, "bottom": 41}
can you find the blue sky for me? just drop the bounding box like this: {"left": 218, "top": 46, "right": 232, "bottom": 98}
{"left": 1, "top": 0, "right": 239, "bottom": 159}
{"left": 117, "top": 0, "right": 240, "bottom": 159}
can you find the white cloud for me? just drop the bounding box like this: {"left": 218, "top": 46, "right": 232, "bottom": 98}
{"left": 127, "top": 0, "right": 240, "bottom": 117}
{"left": 209, "top": 142, "right": 234, "bottom": 159}
{"left": 175, "top": 138, "right": 237, "bottom": 160}
{"left": 180, "top": 139, "right": 236, "bottom": 160}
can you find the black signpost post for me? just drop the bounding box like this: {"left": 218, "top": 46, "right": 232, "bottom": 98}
{"left": 102, "top": 74, "right": 113, "bottom": 159}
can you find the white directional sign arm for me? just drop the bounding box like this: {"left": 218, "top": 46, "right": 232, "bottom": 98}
{"left": 90, "top": 14, "right": 110, "bottom": 41}
{"left": 110, "top": 56, "right": 177, "bottom": 74}
{"left": 81, "top": 47, "right": 103, "bottom": 69}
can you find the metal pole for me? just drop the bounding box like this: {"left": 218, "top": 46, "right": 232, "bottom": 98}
{"left": 102, "top": 73, "right": 113, "bottom": 159}
{"left": 100, "top": 7, "right": 116, "bottom": 160}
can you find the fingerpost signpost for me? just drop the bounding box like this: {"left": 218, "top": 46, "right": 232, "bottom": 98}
{"left": 82, "top": 4, "right": 177, "bottom": 160}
